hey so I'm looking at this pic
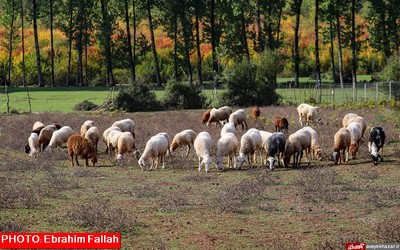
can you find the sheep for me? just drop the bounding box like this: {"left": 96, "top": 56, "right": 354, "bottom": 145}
{"left": 283, "top": 128, "right": 312, "bottom": 168}
{"left": 106, "top": 130, "right": 124, "bottom": 157}
{"left": 28, "top": 133, "right": 39, "bottom": 158}
{"left": 112, "top": 118, "right": 136, "bottom": 138}
{"left": 342, "top": 113, "right": 367, "bottom": 139}
{"left": 266, "top": 132, "right": 286, "bottom": 170}
{"left": 102, "top": 126, "right": 122, "bottom": 153}
{"left": 259, "top": 130, "right": 273, "bottom": 164}
{"left": 32, "top": 121, "right": 45, "bottom": 135}
{"left": 220, "top": 122, "right": 237, "bottom": 137}
{"left": 80, "top": 120, "right": 94, "bottom": 136}
{"left": 201, "top": 109, "right": 212, "bottom": 125}
{"left": 215, "top": 132, "right": 239, "bottom": 169}
{"left": 236, "top": 128, "right": 263, "bottom": 169}
{"left": 44, "top": 126, "right": 75, "bottom": 153}
{"left": 38, "top": 124, "right": 58, "bottom": 152}
{"left": 194, "top": 131, "right": 215, "bottom": 172}
{"left": 346, "top": 121, "right": 362, "bottom": 159}
{"left": 157, "top": 132, "right": 172, "bottom": 156}
{"left": 252, "top": 106, "right": 260, "bottom": 118}
{"left": 84, "top": 126, "right": 101, "bottom": 151}
{"left": 116, "top": 132, "right": 139, "bottom": 163}
{"left": 302, "top": 126, "right": 322, "bottom": 161}
{"left": 368, "top": 126, "right": 385, "bottom": 166}
{"left": 332, "top": 128, "right": 351, "bottom": 165}
{"left": 138, "top": 134, "right": 169, "bottom": 170}
{"left": 274, "top": 116, "right": 289, "bottom": 133}
{"left": 297, "top": 103, "right": 323, "bottom": 127}
{"left": 67, "top": 134, "right": 97, "bottom": 167}
{"left": 170, "top": 129, "right": 197, "bottom": 157}
{"left": 207, "top": 106, "right": 232, "bottom": 127}
{"left": 229, "top": 109, "right": 248, "bottom": 130}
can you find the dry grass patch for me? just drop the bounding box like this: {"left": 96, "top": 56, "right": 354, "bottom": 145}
{"left": 375, "top": 214, "right": 400, "bottom": 242}
{"left": 0, "top": 220, "right": 26, "bottom": 232}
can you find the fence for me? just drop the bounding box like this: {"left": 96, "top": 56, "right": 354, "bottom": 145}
{"left": 276, "top": 81, "right": 400, "bottom": 105}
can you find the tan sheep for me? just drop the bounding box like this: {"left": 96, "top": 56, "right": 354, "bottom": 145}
{"left": 332, "top": 128, "right": 351, "bottom": 165}
{"left": 297, "top": 103, "right": 323, "bottom": 127}
{"left": 207, "top": 106, "right": 232, "bottom": 127}
{"left": 216, "top": 133, "right": 239, "bottom": 169}
{"left": 342, "top": 113, "right": 367, "bottom": 139}
{"left": 229, "top": 109, "right": 248, "bottom": 130}
{"left": 302, "top": 126, "right": 322, "bottom": 161}
{"left": 84, "top": 126, "right": 101, "bottom": 151}
{"left": 80, "top": 120, "right": 94, "bottom": 136}
{"left": 117, "top": 132, "right": 139, "bottom": 163}
{"left": 346, "top": 122, "right": 362, "bottom": 159}
{"left": 283, "top": 128, "right": 312, "bottom": 168}
{"left": 38, "top": 124, "right": 58, "bottom": 152}
{"left": 236, "top": 128, "right": 262, "bottom": 168}
{"left": 67, "top": 134, "right": 97, "bottom": 167}
{"left": 170, "top": 129, "right": 197, "bottom": 157}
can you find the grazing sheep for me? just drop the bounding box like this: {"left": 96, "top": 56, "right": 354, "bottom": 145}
{"left": 283, "top": 128, "right": 312, "bottom": 168}
{"left": 107, "top": 130, "right": 124, "bottom": 157}
{"left": 84, "top": 126, "right": 101, "bottom": 151}
{"left": 194, "top": 131, "right": 215, "bottom": 172}
{"left": 117, "top": 132, "right": 139, "bottom": 163}
{"left": 170, "top": 129, "right": 197, "bottom": 157}
{"left": 32, "top": 121, "right": 45, "bottom": 135}
{"left": 274, "top": 116, "right": 289, "bottom": 133}
{"left": 236, "top": 128, "right": 263, "bottom": 169}
{"left": 229, "top": 109, "right": 248, "bottom": 130}
{"left": 102, "top": 126, "right": 122, "bottom": 153}
{"left": 112, "top": 118, "right": 136, "bottom": 138}
{"left": 28, "top": 133, "right": 39, "bottom": 158}
{"left": 297, "top": 103, "right": 323, "bottom": 127}
{"left": 38, "top": 124, "right": 58, "bottom": 152}
{"left": 266, "top": 132, "right": 286, "bottom": 170}
{"left": 220, "top": 122, "right": 237, "bottom": 137}
{"left": 67, "top": 134, "right": 97, "bottom": 167}
{"left": 346, "top": 122, "right": 362, "bottom": 159}
{"left": 302, "top": 126, "right": 322, "bottom": 161}
{"left": 332, "top": 128, "right": 351, "bottom": 165}
{"left": 201, "top": 109, "right": 212, "bottom": 124}
{"left": 138, "top": 134, "right": 169, "bottom": 170}
{"left": 368, "top": 126, "right": 386, "bottom": 166}
{"left": 216, "top": 133, "right": 239, "bottom": 169}
{"left": 44, "top": 126, "right": 75, "bottom": 152}
{"left": 259, "top": 130, "right": 273, "bottom": 164}
{"left": 342, "top": 113, "right": 367, "bottom": 139}
{"left": 207, "top": 106, "right": 232, "bottom": 127}
{"left": 80, "top": 120, "right": 94, "bottom": 136}
{"left": 157, "top": 132, "right": 172, "bottom": 156}
{"left": 252, "top": 106, "right": 260, "bottom": 118}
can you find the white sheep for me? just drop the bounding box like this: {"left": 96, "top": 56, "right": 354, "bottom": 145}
{"left": 32, "top": 121, "right": 45, "bottom": 134}
{"left": 236, "top": 128, "right": 263, "bottom": 169}
{"left": 259, "top": 130, "right": 273, "bottom": 164}
{"left": 194, "top": 131, "right": 215, "bottom": 172}
{"left": 342, "top": 113, "right": 367, "bottom": 139}
{"left": 112, "top": 118, "right": 135, "bottom": 138}
{"left": 207, "top": 106, "right": 232, "bottom": 127}
{"left": 38, "top": 124, "right": 58, "bottom": 151}
{"left": 157, "top": 132, "right": 172, "bottom": 156}
{"left": 138, "top": 134, "right": 169, "bottom": 170}
{"left": 102, "top": 126, "right": 122, "bottom": 153}
{"left": 283, "top": 128, "right": 312, "bottom": 168}
{"left": 346, "top": 121, "right": 362, "bottom": 159}
{"left": 333, "top": 127, "right": 351, "bottom": 165}
{"left": 302, "top": 126, "right": 322, "bottom": 161}
{"left": 170, "top": 129, "right": 197, "bottom": 157}
{"left": 44, "top": 126, "right": 75, "bottom": 152}
{"left": 220, "top": 122, "right": 237, "bottom": 137}
{"left": 80, "top": 120, "right": 94, "bottom": 136}
{"left": 229, "top": 109, "right": 248, "bottom": 130}
{"left": 216, "top": 132, "right": 239, "bottom": 169}
{"left": 85, "top": 126, "right": 101, "bottom": 151}
{"left": 28, "top": 133, "right": 39, "bottom": 158}
{"left": 107, "top": 130, "right": 124, "bottom": 157}
{"left": 297, "top": 103, "right": 323, "bottom": 127}
{"left": 117, "top": 132, "right": 139, "bottom": 163}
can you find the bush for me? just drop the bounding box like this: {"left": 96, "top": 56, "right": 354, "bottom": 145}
{"left": 376, "top": 57, "right": 400, "bottom": 82}
{"left": 163, "top": 81, "right": 208, "bottom": 109}
{"left": 114, "top": 82, "right": 163, "bottom": 112}
{"left": 74, "top": 100, "right": 97, "bottom": 111}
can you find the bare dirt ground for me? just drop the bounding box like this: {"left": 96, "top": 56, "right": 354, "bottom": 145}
{"left": 0, "top": 105, "right": 399, "bottom": 249}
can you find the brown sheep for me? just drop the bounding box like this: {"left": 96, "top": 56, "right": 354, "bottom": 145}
{"left": 252, "top": 106, "right": 260, "bottom": 118}
{"left": 274, "top": 116, "right": 289, "bottom": 133}
{"left": 201, "top": 109, "right": 212, "bottom": 125}
{"left": 332, "top": 128, "right": 351, "bottom": 165}
{"left": 38, "top": 125, "right": 58, "bottom": 152}
{"left": 67, "top": 134, "right": 97, "bottom": 167}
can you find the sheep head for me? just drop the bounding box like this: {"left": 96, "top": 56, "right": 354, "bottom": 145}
{"left": 235, "top": 155, "right": 246, "bottom": 169}
{"left": 267, "top": 157, "right": 275, "bottom": 170}
{"left": 202, "top": 156, "right": 213, "bottom": 172}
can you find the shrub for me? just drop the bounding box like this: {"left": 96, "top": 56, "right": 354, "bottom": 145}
{"left": 163, "top": 81, "right": 208, "bottom": 109}
{"left": 376, "top": 57, "right": 400, "bottom": 82}
{"left": 74, "top": 100, "right": 97, "bottom": 111}
{"left": 114, "top": 82, "right": 163, "bottom": 112}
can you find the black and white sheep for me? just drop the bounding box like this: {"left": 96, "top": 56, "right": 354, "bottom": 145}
{"left": 368, "top": 126, "right": 385, "bottom": 166}
{"left": 266, "top": 132, "right": 286, "bottom": 170}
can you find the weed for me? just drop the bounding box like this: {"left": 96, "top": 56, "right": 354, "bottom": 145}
{"left": 157, "top": 194, "right": 190, "bottom": 212}
{"left": 123, "top": 184, "right": 160, "bottom": 199}
{"left": 368, "top": 186, "right": 400, "bottom": 207}
{"left": 375, "top": 214, "right": 400, "bottom": 242}
{"left": 316, "top": 235, "right": 363, "bottom": 250}
{"left": 181, "top": 173, "right": 215, "bottom": 183}
{"left": 40, "top": 169, "right": 79, "bottom": 198}
{"left": 0, "top": 181, "right": 40, "bottom": 209}
{"left": 0, "top": 220, "right": 25, "bottom": 232}
{"left": 357, "top": 169, "right": 379, "bottom": 180}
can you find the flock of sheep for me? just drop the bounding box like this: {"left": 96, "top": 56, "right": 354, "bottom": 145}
{"left": 24, "top": 103, "right": 386, "bottom": 171}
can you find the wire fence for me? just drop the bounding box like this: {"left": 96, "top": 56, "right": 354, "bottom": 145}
{"left": 276, "top": 81, "right": 400, "bottom": 105}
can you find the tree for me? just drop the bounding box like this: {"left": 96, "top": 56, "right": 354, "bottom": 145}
{"left": 146, "top": 0, "right": 161, "bottom": 85}
{"left": 99, "top": 0, "right": 115, "bottom": 86}
{"left": 194, "top": 0, "right": 204, "bottom": 86}
{"left": 20, "top": 0, "right": 26, "bottom": 87}
{"left": 1, "top": 0, "right": 18, "bottom": 86}
{"left": 336, "top": 0, "right": 344, "bottom": 87}
{"left": 32, "top": 0, "right": 44, "bottom": 86}
{"left": 315, "top": 0, "right": 322, "bottom": 90}
{"left": 124, "top": 0, "right": 135, "bottom": 83}
{"left": 291, "top": 0, "right": 303, "bottom": 88}
{"left": 50, "top": 0, "right": 55, "bottom": 87}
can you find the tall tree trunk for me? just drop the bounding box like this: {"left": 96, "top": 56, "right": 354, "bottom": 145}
{"left": 210, "top": 0, "right": 218, "bottom": 87}
{"left": 66, "top": 0, "right": 73, "bottom": 86}
{"left": 132, "top": 0, "right": 137, "bottom": 81}
{"left": 394, "top": 20, "right": 399, "bottom": 60}
{"left": 32, "top": 0, "right": 44, "bottom": 87}
{"left": 314, "top": 0, "right": 321, "bottom": 88}
{"left": 293, "top": 0, "right": 302, "bottom": 88}
{"left": 241, "top": 7, "right": 250, "bottom": 61}
{"left": 275, "top": 6, "right": 283, "bottom": 50}
{"left": 381, "top": 12, "right": 390, "bottom": 62}
{"left": 256, "top": 0, "right": 263, "bottom": 52}
{"left": 336, "top": 0, "right": 344, "bottom": 88}
{"left": 85, "top": 42, "right": 89, "bottom": 86}
{"left": 351, "top": 0, "right": 357, "bottom": 101}
{"left": 173, "top": 12, "right": 178, "bottom": 81}
{"left": 329, "top": 19, "right": 337, "bottom": 84}
{"left": 100, "top": 0, "right": 115, "bottom": 86}
{"left": 50, "top": 0, "right": 55, "bottom": 87}
{"left": 124, "top": 0, "right": 135, "bottom": 84}
{"left": 147, "top": 0, "right": 161, "bottom": 86}
{"left": 21, "top": 0, "right": 26, "bottom": 87}
{"left": 195, "top": 12, "right": 203, "bottom": 86}
{"left": 7, "top": 0, "right": 15, "bottom": 85}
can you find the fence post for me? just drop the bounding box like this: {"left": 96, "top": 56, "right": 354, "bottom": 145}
{"left": 376, "top": 82, "right": 379, "bottom": 101}
{"left": 389, "top": 81, "right": 392, "bottom": 100}
{"left": 364, "top": 83, "right": 367, "bottom": 101}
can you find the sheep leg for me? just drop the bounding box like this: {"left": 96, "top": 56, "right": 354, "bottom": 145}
{"left": 84, "top": 158, "right": 88, "bottom": 167}
{"left": 74, "top": 155, "right": 79, "bottom": 166}
{"left": 198, "top": 157, "right": 202, "bottom": 171}
{"left": 161, "top": 155, "right": 165, "bottom": 169}
{"left": 185, "top": 145, "right": 190, "bottom": 157}
{"left": 70, "top": 153, "right": 75, "bottom": 167}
